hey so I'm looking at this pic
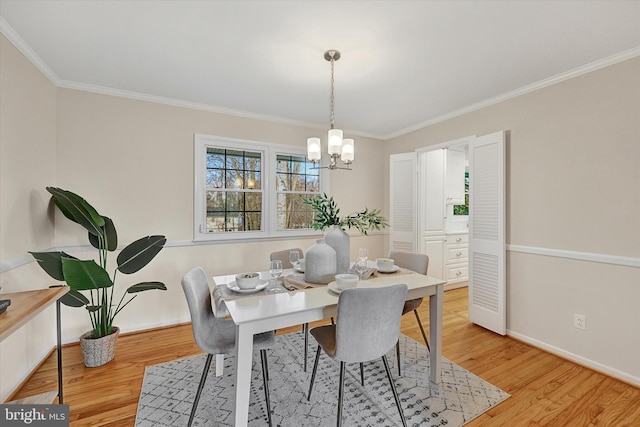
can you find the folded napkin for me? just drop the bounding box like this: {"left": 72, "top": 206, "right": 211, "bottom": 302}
{"left": 347, "top": 265, "right": 375, "bottom": 280}
{"left": 282, "top": 274, "right": 326, "bottom": 290}
{"left": 371, "top": 267, "right": 413, "bottom": 277}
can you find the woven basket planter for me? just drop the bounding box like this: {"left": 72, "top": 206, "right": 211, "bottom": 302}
{"left": 79, "top": 327, "right": 120, "bottom": 367}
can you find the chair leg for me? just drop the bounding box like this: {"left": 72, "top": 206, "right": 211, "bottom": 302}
{"left": 260, "top": 350, "right": 272, "bottom": 426}
{"left": 263, "top": 350, "right": 269, "bottom": 382}
{"left": 413, "top": 309, "right": 430, "bottom": 351}
{"left": 215, "top": 354, "right": 224, "bottom": 377}
{"left": 396, "top": 340, "right": 401, "bottom": 377}
{"left": 337, "top": 361, "right": 345, "bottom": 427}
{"left": 331, "top": 317, "right": 335, "bottom": 325}
{"left": 382, "top": 355, "right": 407, "bottom": 427}
{"left": 188, "top": 354, "right": 213, "bottom": 427}
{"left": 304, "top": 323, "right": 309, "bottom": 371}
{"left": 360, "top": 362, "right": 365, "bottom": 386}
{"left": 307, "top": 345, "right": 322, "bottom": 400}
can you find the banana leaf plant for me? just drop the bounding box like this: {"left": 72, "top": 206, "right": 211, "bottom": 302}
{"left": 30, "top": 187, "right": 167, "bottom": 339}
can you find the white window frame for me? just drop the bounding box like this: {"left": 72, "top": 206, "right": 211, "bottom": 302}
{"left": 194, "top": 134, "right": 328, "bottom": 242}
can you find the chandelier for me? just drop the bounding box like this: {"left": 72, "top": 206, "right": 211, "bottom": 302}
{"left": 307, "top": 50, "right": 354, "bottom": 170}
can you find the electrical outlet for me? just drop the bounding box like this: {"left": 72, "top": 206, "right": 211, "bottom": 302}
{"left": 574, "top": 313, "right": 586, "bottom": 331}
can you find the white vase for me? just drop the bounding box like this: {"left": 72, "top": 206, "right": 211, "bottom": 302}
{"left": 324, "top": 225, "right": 350, "bottom": 274}
{"left": 304, "top": 239, "right": 336, "bottom": 284}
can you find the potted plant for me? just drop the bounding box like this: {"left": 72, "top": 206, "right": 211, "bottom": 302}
{"left": 303, "top": 193, "right": 388, "bottom": 235}
{"left": 303, "top": 193, "right": 388, "bottom": 273}
{"left": 30, "top": 187, "right": 167, "bottom": 367}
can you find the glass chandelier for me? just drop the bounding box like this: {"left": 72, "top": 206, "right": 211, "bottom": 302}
{"left": 307, "top": 50, "right": 354, "bottom": 170}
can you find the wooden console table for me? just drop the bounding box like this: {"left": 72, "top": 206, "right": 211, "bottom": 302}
{"left": 0, "top": 287, "right": 68, "bottom": 404}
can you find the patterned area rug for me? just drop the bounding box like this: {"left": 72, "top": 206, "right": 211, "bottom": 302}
{"left": 135, "top": 332, "right": 509, "bottom": 426}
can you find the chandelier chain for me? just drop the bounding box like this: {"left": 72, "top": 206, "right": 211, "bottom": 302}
{"left": 330, "top": 55, "right": 335, "bottom": 129}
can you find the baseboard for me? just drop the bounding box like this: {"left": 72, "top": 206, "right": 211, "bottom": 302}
{"left": 507, "top": 330, "right": 640, "bottom": 388}
{"left": 60, "top": 317, "right": 192, "bottom": 345}
{"left": 445, "top": 281, "right": 467, "bottom": 291}
{"left": 3, "top": 346, "right": 56, "bottom": 403}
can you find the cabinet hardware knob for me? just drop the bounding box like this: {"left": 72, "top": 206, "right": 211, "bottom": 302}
{"left": 456, "top": 271, "right": 462, "bottom": 276}
{"left": 456, "top": 238, "right": 462, "bottom": 242}
{"left": 456, "top": 252, "right": 462, "bottom": 256}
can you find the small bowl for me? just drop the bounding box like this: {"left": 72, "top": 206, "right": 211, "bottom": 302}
{"left": 335, "top": 273, "right": 359, "bottom": 291}
{"left": 376, "top": 258, "right": 395, "bottom": 272}
{"left": 235, "top": 272, "right": 260, "bottom": 289}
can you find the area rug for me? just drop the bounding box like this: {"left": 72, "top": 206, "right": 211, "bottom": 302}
{"left": 135, "top": 332, "right": 509, "bottom": 426}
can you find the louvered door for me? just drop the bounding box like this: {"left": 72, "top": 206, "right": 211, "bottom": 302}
{"left": 389, "top": 153, "right": 417, "bottom": 252}
{"left": 468, "top": 131, "right": 506, "bottom": 335}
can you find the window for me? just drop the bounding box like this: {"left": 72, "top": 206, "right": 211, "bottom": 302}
{"left": 276, "top": 154, "right": 319, "bottom": 230}
{"left": 205, "top": 148, "right": 263, "bottom": 232}
{"left": 194, "top": 134, "right": 327, "bottom": 241}
{"left": 453, "top": 172, "right": 469, "bottom": 216}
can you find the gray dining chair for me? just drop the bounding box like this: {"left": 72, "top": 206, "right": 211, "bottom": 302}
{"left": 388, "top": 250, "right": 430, "bottom": 376}
{"left": 181, "top": 266, "right": 276, "bottom": 427}
{"left": 307, "top": 284, "right": 408, "bottom": 427}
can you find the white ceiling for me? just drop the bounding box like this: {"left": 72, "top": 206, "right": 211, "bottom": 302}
{"left": 1, "top": 1, "right": 640, "bottom": 139}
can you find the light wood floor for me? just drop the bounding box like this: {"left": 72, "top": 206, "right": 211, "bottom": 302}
{"left": 9, "top": 287, "right": 640, "bottom": 426}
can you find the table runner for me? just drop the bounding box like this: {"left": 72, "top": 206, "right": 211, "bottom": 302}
{"left": 212, "top": 266, "right": 415, "bottom": 317}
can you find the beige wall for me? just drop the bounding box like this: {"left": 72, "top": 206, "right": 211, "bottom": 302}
{"left": 2, "top": 27, "right": 638, "bottom": 400}
{"left": 385, "top": 56, "right": 640, "bottom": 384}
{"left": 0, "top": 35, "right": 57, "bottom": 261}
{"left": 0, "top": 34, "right": 60, "bottom": 402}
{"left": 0, "top": 35, "right": 387, "bottom": 401}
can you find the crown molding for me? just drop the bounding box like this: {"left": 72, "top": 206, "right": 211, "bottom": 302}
{"left": 3, "top": 16, "right": 638, "bottom": 142}
{"left": 384, "top": 46, "right": 640, "bottom": 140}
{"left": 0, "top": 17, "right": 60, "bottom": 84}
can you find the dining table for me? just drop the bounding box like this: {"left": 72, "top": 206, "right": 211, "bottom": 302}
{"left": 212, "top": 266, "right": 446, "bottom": 427}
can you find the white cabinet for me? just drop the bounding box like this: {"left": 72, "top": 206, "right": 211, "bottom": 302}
{"left": 445, "top": 149, "right": 466, "bottom": 205}
{"left": 421, "top": 233, "right": 468, "bottom": 284}
{"left": 445, "top": 233, "right": 468, "bottom": 284}
{"left": 421, "top": 149, "right": 445, "bottom": 236}
{"left": 422, "top": 237, "right": 445, "bottom": 280}
{"left": 418, "top": 148, "right": 468, "bottom": 285}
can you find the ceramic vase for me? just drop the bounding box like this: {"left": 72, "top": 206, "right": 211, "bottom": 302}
{"left": 304, "top": 238, "right": 337, "bottom": 284}
{"left": 324, "top": 225, "right": 350, "bottom": 274}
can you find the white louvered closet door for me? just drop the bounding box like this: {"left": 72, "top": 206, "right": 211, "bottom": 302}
{"left": 389, "top": 153, "right": 417, "bottom": 252}
{"left": 469, "top": 131, "right": 506, "bottom": 335}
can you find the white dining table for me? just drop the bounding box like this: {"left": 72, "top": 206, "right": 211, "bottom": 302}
{"left": 213, "top": 269, "right": 446, "bottom": 427}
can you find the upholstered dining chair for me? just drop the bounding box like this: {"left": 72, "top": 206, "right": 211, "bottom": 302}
{"left": 307, "top": 284, "right": 409, "bottom": 427}
{"left": 181, "top": 266, "right": 276, "bottom": 427}
{"left": 269, "top": 248, "right": 315, "bottom": 371}
{"left": 269, "top": 247, "right": 303, "bottom": 269}
{"left": 388, "top": 250, "right": 430, "bottom": 376}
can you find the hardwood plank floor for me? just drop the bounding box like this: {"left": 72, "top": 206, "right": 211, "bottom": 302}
{"left": 8, "top": 287, "right": 640, "bottom": 426}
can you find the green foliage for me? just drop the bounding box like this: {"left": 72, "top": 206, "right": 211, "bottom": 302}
{"left": 303, "top": 193, "right": 388, "bottom": 236}
{"left": 30, "top": 187, "right": 167, "bottom": 338}
{"left": 453, "top": 172, "right": 469, "bottom": 216}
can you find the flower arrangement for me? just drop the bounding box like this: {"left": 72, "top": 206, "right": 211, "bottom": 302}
{"left": 303, "top": 193, "right": 388, "bottom": 235}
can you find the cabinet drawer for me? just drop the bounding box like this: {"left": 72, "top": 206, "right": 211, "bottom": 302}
{"left": 446, "top": 246, "right": 468, "bottom": 262}
{"left": 447, "top": 265, "right": 468, "bottom": 281}
{"left": 446, "top": 234, "right": 468, "bottom": 244}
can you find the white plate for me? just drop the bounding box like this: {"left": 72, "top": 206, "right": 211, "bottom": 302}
{"left": 377, "top": 265, "right": 400, "bottom": 274}
{"left": 328, "top": 281, "right": 358, "bottom": 294}
{"left": 227, "top": 279, "right": 269, "bottom": 294}
{"left": 327, "top": 281, "right": 342, "bottom": 294}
